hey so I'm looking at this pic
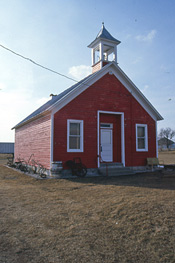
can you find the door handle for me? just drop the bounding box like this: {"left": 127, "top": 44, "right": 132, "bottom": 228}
{"left": 101, "top": 145, "right": 102, "bottom": 152}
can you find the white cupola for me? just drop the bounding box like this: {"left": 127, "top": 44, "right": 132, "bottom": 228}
{"left": 88, "top": 23, "right": 121, "bottom": 73}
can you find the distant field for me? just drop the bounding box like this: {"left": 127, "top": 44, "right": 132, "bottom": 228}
{"left": 0, "top": 154, "right": 13, "bottom": 165}
{"left": 158, "top": 150, "right": 175, "bottom": 164}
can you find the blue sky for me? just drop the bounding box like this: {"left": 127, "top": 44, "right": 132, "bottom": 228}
{"left": 0, "top": 0, "right": 174, "bottom": 142}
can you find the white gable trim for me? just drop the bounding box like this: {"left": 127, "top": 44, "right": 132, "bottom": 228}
{"left": 51, "top": 70, "right": 105, "bottom": 114}
{"left": 111, "top": 64, "right": 163, "bottom": 121}
{"left": 50, "top": 63, "right": 163, "bottom": 122}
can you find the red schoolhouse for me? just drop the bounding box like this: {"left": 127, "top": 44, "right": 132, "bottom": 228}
{"left": 13, "top": 24, "right": 163, "bottom": 174}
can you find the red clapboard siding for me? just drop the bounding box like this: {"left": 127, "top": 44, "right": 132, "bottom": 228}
{"left": 14, "top": 115, "right": 51, "bottom": 169}
{"left": 53, "top": 73, "right": 156, "bottom": 168}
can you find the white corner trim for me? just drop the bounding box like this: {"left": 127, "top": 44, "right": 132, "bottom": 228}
{"left": 97, "top": 110, "right": 125, "bottom": 168}
{"left": 156, "top": 121, "right": 158, "bottom": 158}
{"left": 50, "top": 113, "right": 54, "bottom": 167}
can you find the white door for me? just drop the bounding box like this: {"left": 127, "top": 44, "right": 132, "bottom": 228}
{"left": 100, "top": 129, "right": 113, "bottom": 162}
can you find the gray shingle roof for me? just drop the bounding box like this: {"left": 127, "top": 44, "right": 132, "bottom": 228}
{"left": 12, "top": 73, "right": 95, "bottom": 129}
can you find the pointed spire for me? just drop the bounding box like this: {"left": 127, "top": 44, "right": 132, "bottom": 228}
{"left": 95, "top": 23, "right": 120, "bottom": 44}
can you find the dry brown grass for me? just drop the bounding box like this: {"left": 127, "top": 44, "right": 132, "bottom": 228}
{"left": 0, "top": 154, "right": 13, "bottom": 165}
{"left": 0, "top": 165, "right": 175, "bottom": 263}
{"left": 158, "top": 150, "right": 175, "bottom": 165}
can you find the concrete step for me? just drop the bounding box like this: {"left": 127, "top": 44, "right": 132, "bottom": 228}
{"left": 98, "top": 166, "right": 135, "bottom": 176}
{"left": 100, "top": 162, "right": 123, "bottom": 168}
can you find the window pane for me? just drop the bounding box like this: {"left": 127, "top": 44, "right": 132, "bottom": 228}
{"left": 138, "top": 138, "right": 145, "bottom": 149}
{"left": 138, "top": 127, "right": 145, "bottom": 137}
{"left": 69, "top": 136, "right": 80, "bottom": 149}
{"left": 70, "top": 123, "right": 80, "bottom": 136}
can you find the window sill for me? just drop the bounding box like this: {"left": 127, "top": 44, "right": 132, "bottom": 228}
{"left": 67, "top": 149, "right": 83, "bottom": 153}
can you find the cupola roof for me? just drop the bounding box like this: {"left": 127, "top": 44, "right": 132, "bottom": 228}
{"left": 88, "top": 23, "right": 121, "bottom": 48}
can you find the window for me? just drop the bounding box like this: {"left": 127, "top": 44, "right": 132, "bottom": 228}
{"left": 67, "top": 120, "right": 83, "bottom": 152}
{"left": 100, "top": 123, "right": 113, "bottom": 129}
{"left": 136, "top": 124, "right": 148, "bottom": 151}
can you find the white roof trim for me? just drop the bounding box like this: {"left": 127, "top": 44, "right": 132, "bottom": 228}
{"left": 111, "top": 63, "right": 163, "bottom": 121}
{"left": 51, "top": 62, "right": 163, "bottom": 121}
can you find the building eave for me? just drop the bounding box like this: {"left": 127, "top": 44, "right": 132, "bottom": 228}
{"left": 12, "top": 110, "right": 51, "bottom": 130}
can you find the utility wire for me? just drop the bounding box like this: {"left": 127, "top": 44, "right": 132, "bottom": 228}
{"left": 0, "top": 43, "right": 80, "bottom": 83}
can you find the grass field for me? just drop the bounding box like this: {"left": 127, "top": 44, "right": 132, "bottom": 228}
{"left": 158, "top": 150, "right": 175, "bottom": 164}
{"left": 0, "top": 163, "right": 175, "bottom": 263}
{"left": 0, "top": 154, "right": 13, "bottom": 165}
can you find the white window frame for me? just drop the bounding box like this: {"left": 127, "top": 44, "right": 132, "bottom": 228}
{"left": 67, "top": 120, "right": 84, "bottom": 152}
{"left": 136, "top": 124, "right": 148, "bottom": 152}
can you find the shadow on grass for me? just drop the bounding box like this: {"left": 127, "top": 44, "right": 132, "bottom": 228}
{"left": 2, "top": 165, "right": 175, "bottom": 191}
{"left": 64, "top": 171, "right": 175, "bottom": 191}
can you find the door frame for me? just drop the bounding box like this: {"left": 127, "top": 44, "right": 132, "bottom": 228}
{"left": 97, "top": 110, "right": 125, "bottom": 168}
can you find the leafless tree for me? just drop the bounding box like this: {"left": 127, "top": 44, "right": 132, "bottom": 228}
{"left": 159, "top": 127, "right": 175, "bottom": 149}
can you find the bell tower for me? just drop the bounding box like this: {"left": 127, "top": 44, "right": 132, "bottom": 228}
{"left": 88, "top": 23, "right": 121, "bottom": 73}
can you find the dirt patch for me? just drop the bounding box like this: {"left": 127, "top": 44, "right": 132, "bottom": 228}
{"left": 0, "top": 165, "right": 175, "bottom": 262}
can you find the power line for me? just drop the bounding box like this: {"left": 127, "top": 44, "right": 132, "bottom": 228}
{"left": 0, "top": 43, "right": 80, "bottom": 83}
